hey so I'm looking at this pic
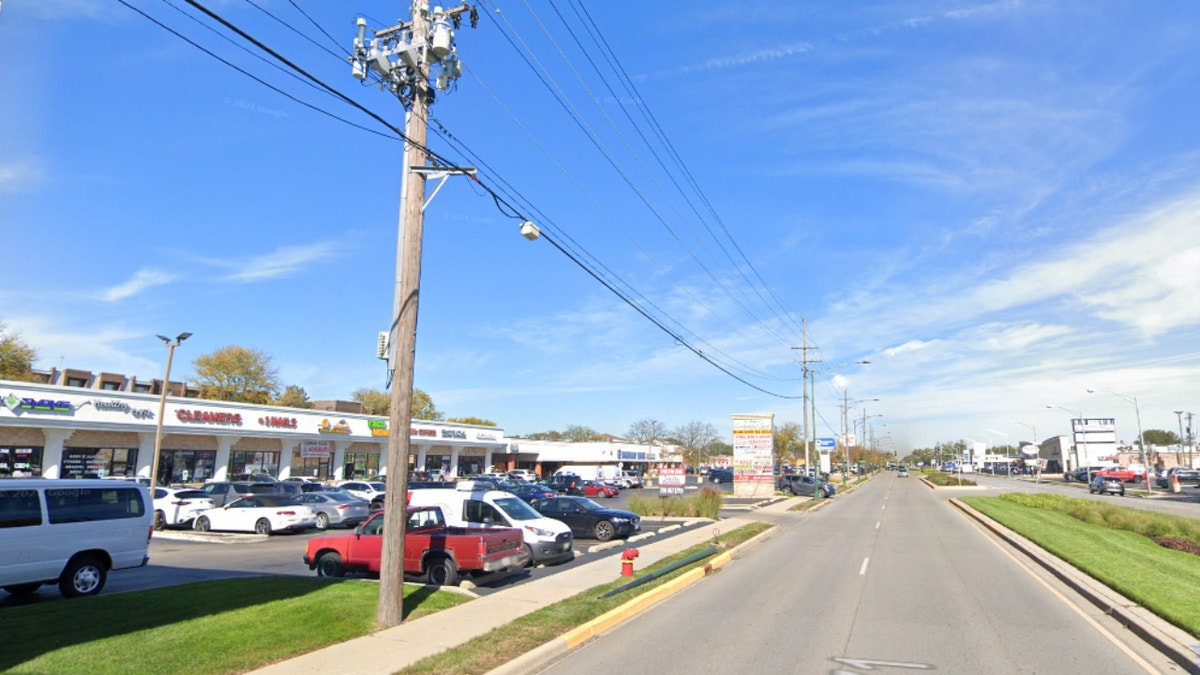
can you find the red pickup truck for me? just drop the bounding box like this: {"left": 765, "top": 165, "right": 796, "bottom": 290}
{"left": 1095, "top": 466, "right": 1146, "bottom": 483}
{"left": 303, "top": 506, "right": 527, "bottom": 586}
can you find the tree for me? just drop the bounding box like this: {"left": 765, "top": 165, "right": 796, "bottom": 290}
{"left": 353, "top": 387, "right": 443, "bottom": 421}
{"left": 773, "top": 422, "right": 804, "bottom": 467}
{"left": 353, "top": 388, "right": 391, "bottom": 416}
{"left": 627, "top": 418, "right": 667, "bottom": 451}
{"left": 673, "top": 421, "right": 719, "bottom": 469}
{"left": 564, "top": 424, "right": 601, "bottom": 442}
{"left": 190, "top": 345, "right": 280, "bottom": 404}
{"left": 0, "top": 323, "right": 38, "bottom": 381}
{"left": 1142, "top": 429, "right": 1179, "bottom": 446}
{"left": 446, "top": 416, "right": 496, "bottom": 427}
{"left": 274, "top": 385, "right": 313, "bottom": 409}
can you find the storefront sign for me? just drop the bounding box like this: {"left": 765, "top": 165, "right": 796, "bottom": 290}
{"left": 441, "top": 429, "right": 466, "bottom": 440}
{"left": 317, "top": 419, "right": 351, "bottom": 434}
{"left": 258, "top": 415, "right": 298, "bottom": 429}
{"left": 368, "top": 419, "right": 388, "bottom": 437}
{"left": 93, "top": 399, "right": 155, "bottom": 420}
{"left": 475, "top": 432, "right": 498, "bottom": 442}
{"left": 2, "top": 393, "right": 74, "bottom": 414}
{"left": 300, "top": 440, "right": 331, "bottom": 458}
{"left": 412, "top": 427, "right": 437, "bottom": 437}
{"left": 177, "top": 409, "right": 243, "bottom": 425}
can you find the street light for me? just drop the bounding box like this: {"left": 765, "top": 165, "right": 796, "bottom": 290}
{"left": 1087, "top": 388, "right": 1152, "bottom": 495}
{"left": 151, "top": 332, "right": 191, "bottom": 491}
{"left": 1047, "top": 404, "right": 1091, "bottom": 483}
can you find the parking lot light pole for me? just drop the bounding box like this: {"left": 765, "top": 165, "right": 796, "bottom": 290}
{"left": 151, "top": 332, "right": 191, "bottom": 491}
{"left": 1047, "top": 405, "right": 1090, "bottom": 484}
{"left": 1088, "top": 389, "right": 1152, "bottom": 495}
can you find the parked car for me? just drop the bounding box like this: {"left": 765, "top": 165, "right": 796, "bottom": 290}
{"left": 507, "top": 469, "right": 539, "bottom": 483}
{"left": 1156, "top": 468, "right": 1200, "bottom": 489}
{"left": 227, "top": 472, "right": 278, "bottom": 483}
{"left": 1066, "top": 466, "right": 1107, "bottom": 482}
{"left": 0, "top": 479, "right": 153, "bottom": 598}
{"left": 338, "top": 481, "right": 387, "bottom": 510}
{"left": 504, "top": 483, "right": 557, "bottom": 504}
{"left": 530, "top": 496, "right": 640, "bottom": 542}
{"left": 582, "top": 480, "right": 619, "bottom": 498}
{"left": 152, "top": 487, "right": 214, "bottom": 529}
{"left": 193, "top": 495, "right": 316, "bottom": 534}
{"left": 779, "top": 474, "right": 835, "bottom": 498}
{"left": 543, "top": 474, "right": 585, "bottom": 496}
{"left": 708, "top": 468, "right": 734, "bottom": 484}
{"left": 621, "top": 471, "right": 643, "bottom": 488}
{"left": 1095, "top": 466, "right": 1145, "bottom": 483}
{"left": 295, "top": 491, "right": 371, "bottom": 530}
{"left": 1089, "top": 474, "right": 1126, "bottom": 496}
{"left": 303, "top": 507, "right": 528, "bottom": 585}
{"left": 407, "top": 487, "right": 574, "bottom": 566}
{"left": 201, "top": 481, "right": 279, "bottom": 507}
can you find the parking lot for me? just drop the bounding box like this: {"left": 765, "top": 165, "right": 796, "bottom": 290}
{"left": 0, "top": 481, "right": 753, "bottom": 608}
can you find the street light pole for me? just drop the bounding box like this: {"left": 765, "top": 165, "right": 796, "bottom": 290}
{"left": 151, "top": 332, "right": 191, "bottom": 491}
{"left": 1048, "top": 405, "right": 1090, "bottom": 483}
{"left": 1175, "top": 410, "right": 1185, "bottom": 465}
{"left": 1088, "top": 389, "right": 1152, "bottom": 495}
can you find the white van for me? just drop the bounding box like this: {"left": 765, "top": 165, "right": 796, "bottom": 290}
{"left": 407, "top": 484, "right": 574, "bottom": 565}
{"left": 0, "top": 479, "right": 154, "bottom": 598}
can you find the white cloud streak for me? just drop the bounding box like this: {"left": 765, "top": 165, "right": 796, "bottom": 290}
{"left": 221, "top": 242, "right": 343, "bottom": 283}
{"left": 101, "top": 269, "right": 176, "bottom": 302}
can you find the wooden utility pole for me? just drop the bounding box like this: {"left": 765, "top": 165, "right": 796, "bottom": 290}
{"left": 376, "top": 4, "right": 430, "bottom": 629}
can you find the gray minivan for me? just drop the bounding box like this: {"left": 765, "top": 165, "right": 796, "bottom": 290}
{"left": 0, "top": 479, "right": 153, "bottom": 598}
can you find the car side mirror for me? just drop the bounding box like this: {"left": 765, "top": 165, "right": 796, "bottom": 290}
{"left": 483, "top": 516, "right": 494, "bottom": 526}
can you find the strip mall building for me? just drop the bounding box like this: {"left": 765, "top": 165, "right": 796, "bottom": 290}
{"left": 0, "top": 380, "right": 671, "bottom": 482}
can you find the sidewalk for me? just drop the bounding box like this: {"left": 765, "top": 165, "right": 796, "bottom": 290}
{"left": 249, "top": 500, "right": 796, "bottom": 675}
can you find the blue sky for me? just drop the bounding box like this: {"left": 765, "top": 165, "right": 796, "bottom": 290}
{"left": 3, "top": 1, "right": 1199, "bottom": 453}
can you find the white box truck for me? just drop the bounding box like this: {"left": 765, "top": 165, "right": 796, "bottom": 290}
{"left": 556, "top": 464, "right": 622, "bottom": 486}
{"left": 406, "top": 484, "right": 574, "bottom": 566}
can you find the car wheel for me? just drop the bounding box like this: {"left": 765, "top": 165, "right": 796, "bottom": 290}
{"left": 315, "top": 551, "right": 345, "bottom": 578}
{"left": 426, "top": 556, "right": 458, "bottom": 586}
{"left": 523, "top": 543, "right": 535, "bottom": 568}
{"left": 255, "top": 518, "right": 273, "bottom": 535}
{"left": 154, "top": 510, "right": 167, "bottom": 531}
{"left": 315, "top": 513, "right": 330, "bottom": 530}
{"left": 194, "top": 516, "right": 211, "bottom": 532}
{"left": 593, "top": 520, "right": 616, "bottom": 542}
{"left": 59, "top": 555, "right": 106, "bottom": 598}
{"left": 3, "top": 582, "right": 41, "bottom": 596}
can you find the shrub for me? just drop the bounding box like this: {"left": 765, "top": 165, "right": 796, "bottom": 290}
{"left": 997, "top": 492, "right": 1200, "bottom": 552}
{"left": 627, "top": 487, "right": 723, "bottom": 519}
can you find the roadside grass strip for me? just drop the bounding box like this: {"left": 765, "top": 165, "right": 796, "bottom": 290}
{"left": 962, "top": 495, "right": 1200, "bottom": 638}
{"left": 628, "top": 486, "right": 723, "bottom": 518}
{"left": 920, "top": 470, "right": 978, "bottom": 487}
{"left": 397, "top": 521, "right": 772, "bottom": 675}
{"left": 0, "top": 577, "right": 468, "bottom": 675}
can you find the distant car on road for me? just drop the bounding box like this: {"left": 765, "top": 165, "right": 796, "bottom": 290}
{"left": 898, "top": 466, "right": 909, "bottom": 477}
{"left": 779, "top": 474, "right": 835, "bottom": 498}
{"left": 1089, "top": 474, "right": 1126, "bottom": 496}
{"left": 708, "top": 468, "right": 734, "bottom": 484}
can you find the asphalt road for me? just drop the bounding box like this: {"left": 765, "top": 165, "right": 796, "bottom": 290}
{"left": 541, "top": 472, "right": 1181, "bottom": 674}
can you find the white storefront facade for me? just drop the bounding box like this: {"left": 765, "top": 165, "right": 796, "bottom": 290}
{"left": 0, "top": 381, "right": 506, "bottom": 483}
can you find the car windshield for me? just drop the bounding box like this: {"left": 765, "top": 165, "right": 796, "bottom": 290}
{"left": 575, "top": 498, "right": 604, "bottom": 512}
{"left": 494, "top": 496, "right": 542, "bottom": 521}
{"left": 256, "top": 495, "right": 302, "bottom": 506}
{"left": 175, "top": 490, "right": 209, "bottom": 499}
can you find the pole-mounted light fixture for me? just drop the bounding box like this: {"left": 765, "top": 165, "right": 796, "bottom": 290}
{"left": 150, "top": 332, "right": 192, "bottom": 494}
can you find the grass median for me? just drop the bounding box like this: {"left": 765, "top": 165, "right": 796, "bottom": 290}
{"left": 398, "top": 521, "right": 772, "bottom": 674}
{"left": 0, "top": 577, "right": 468, "bottom": 675}
{"left": 962, "top": 493, "right": 1200, "bottom": 637}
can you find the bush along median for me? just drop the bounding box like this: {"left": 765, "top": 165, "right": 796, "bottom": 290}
{"left": 962, "top": 492, "right": 1200, "bottom": 638}
{"left": 628, "top": 485, "right": 723, "bottom": 518}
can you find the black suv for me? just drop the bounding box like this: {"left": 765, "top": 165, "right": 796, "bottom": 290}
{"left": 544, "top": 473, "right": 585, "bottom": 496}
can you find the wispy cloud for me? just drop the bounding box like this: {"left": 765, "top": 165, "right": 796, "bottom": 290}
{"left": 101, "top": 269, "right": 176, "bottom": 302}
{"left": 219, "top": 242, "right": 344, "bottom": 283}
{"left": 0, "top": 159, "right": 45, "bottom": 194}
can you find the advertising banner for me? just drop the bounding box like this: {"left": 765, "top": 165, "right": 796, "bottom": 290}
{"left": 658, "top": 466, "right": 686, "bottom": 497}
{"left": 731, "top": 413, "right": 775, "bottom": 497}
{"left": 300, "top": 440, "right": 331, "bottom": 458}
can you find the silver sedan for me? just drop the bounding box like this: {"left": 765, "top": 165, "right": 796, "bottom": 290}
{"left": 295, "top": 492, "right": 371, "bottom": 530}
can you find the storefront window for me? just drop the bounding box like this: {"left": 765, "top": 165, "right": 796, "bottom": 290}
{"left": 342, "top": 453, "right": 380, "bottom": 480}
{"left": 61, "top": 447, "right": 138, "bottom": 479}
{"left": 0, "top": 447, "right": 43, "bottom": 478}
{"left": 291, "top": 453, "right": 331, "bottom": 480}
{"left": 229, "top": 451, "right": 280, "bottom": 478}
{"left": 457, "top": 456, "right": 484, "bottom": 476}
{"left": 159, "top": 450, "right": 216, "bottom": 483}
{"left": 423, "top": 455, "right": 450, "bottom": 474}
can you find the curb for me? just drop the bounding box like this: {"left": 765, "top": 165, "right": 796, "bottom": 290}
{"left": 950, "top": 498, "right": 1200, "bottom": 674}
{"left": 486, "top": 523, "right": 779, "bottom": 675}
{"left": 152, "top": 530, "right": 268, "bottom": 544}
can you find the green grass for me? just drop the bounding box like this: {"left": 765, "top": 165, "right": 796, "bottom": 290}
{"left": 962, "top": 495, "right": 1200, "bottom": 637}
{"left": 398, "top": 521, "right": 772, "bottom": 674}
{"left": 0, "top": 577, "right": 468, "bottom": 675}
{"left": 920, "top": 470, "right": 978, "bottom": 487}
{"left": 628, "top": 485, "right": 723, "bottom": 518}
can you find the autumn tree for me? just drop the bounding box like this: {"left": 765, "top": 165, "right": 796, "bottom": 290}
{"left": 627, "top": 418, "right": 667, "bottom": 452}
{"left": 0, "top": 323, "right": 38, "bottom": 381}
{"left": 673, "top": 420, "right": 719, "bottom": 469}
{"left": 446, "top": 416, "right": 496, "bottom": 427}
{"left": 190, "top": 345, "right": 280, "bottom": 404}
{"left": 773, "top": 422, "right": 803, "bottom": 466}
{"left": 274, "top": 385, "right": 313, "bottom": 409}
{"left": 353, "top": 387, "right": 443, "bottom": 421}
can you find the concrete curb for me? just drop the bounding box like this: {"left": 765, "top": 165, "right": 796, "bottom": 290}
{"left": 950, "top": 498, "right": 1200, "bottom": 674}
{"left": 485, "top": 522, "right": 780, "bottom": 675}
{"left": 152, "top": 530, "right": 268, "bottom": 544}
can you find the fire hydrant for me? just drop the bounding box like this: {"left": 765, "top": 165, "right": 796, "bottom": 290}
{"left": 620, "top": 548, "right": 640, "bottom": 577}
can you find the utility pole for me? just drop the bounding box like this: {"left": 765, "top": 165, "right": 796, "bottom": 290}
{"left": 792, "top": 319, "right": 819, "bottom": 482}
{"left": 351, "top": 1, "right": 476, "bottom": 628}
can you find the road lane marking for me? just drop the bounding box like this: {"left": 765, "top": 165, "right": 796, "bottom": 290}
{"left": 875, "top": 521, "right": 881, "bottom": 529}
{"left": 833, "top": 657, "right": 932, "bottom": 671}
{"left": 859, "top": 557, "right": 870, "bottom": 575}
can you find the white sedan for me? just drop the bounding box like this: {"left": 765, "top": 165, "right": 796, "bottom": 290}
{"left": 193, "top": 495, "right": 317, "bottom": 535}
{"left": 153, "top": 487, "right": 215, "bottom": 529}
{"left": 337, "top": 481, "right": 387, "bottom": 507}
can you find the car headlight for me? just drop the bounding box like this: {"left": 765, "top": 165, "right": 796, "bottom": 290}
{"left": 525, "top": 525, "right": 554, "bottom": 537}
{"left": 610, "top": 517, "right": 629, "bottom": 523}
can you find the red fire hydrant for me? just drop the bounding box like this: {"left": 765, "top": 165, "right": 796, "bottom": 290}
{"left": 621, "top": 548, "right": 640, "bottom": 577}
